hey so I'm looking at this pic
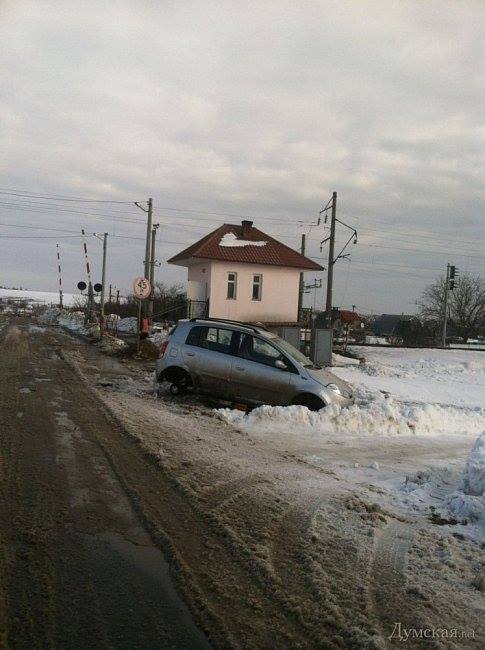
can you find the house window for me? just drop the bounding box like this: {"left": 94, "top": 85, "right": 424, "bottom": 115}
{"left": 227, "top": 272, "right": 237, "bottom": 299}
{"left": 252, "top": 274, "right": 262, "bottom": 300}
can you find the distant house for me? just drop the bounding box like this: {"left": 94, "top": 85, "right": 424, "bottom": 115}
{"left": 168, "top": 220, "right": 323, "bottom": 324}
{"left": 373, "top": 314, "right": 415, "bottom": 337}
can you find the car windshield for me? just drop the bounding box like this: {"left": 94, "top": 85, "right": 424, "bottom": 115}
{"left": 272, "top": 336, "right": 317, "bottom": 367}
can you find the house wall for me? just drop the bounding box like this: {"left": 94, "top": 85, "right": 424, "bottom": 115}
{"left": 207, "top": 261, "right": 301, "bottom": 322}
{"left": 187, "top": 263, "right": 211, "bottom": 300}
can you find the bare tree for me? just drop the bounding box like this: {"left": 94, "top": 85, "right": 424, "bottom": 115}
{"left": 418, "top": 273, "right": 485, "bottom": 341}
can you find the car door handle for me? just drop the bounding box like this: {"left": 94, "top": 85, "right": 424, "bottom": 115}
{"left": 235, "top": 365, "right": 245, "bottom": 371}
{"left": 186, "top": 351, "right": 196, "bottom": 357}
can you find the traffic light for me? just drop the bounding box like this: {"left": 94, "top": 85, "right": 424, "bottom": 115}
{"left": 449, "top": 266, "right": 458, "bottom": 290}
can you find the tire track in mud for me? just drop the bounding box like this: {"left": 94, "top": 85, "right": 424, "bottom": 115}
{"left": 370, "top": 520, "right": 436, "bottom": 648}
{"left": 57, "top": 335, "right": 322, "bottom": 648}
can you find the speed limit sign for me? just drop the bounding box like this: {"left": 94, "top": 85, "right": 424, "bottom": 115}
{"left": 132, "top": 277, "right": 151, "bottom": 300}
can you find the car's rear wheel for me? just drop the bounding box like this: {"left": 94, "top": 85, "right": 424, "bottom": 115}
{"left": 291, "top": 394, "right": 326, "bottom": 411}
{"left": 159, "top": 367, "right": 193, "bottom": 397}
{"left": 169, "top": 382, "right": 185, "bottom": 396}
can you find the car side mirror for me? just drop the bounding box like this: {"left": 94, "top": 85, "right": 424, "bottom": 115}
{"left": 275, "top": 360, "right": 288, "bottom": 371}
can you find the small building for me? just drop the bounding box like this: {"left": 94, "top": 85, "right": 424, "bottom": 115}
{"left": 167, "top": 220, "right": 323, "bottom": 324}
{"left": 373, "top": 314, "right": 415, "bottom": 337}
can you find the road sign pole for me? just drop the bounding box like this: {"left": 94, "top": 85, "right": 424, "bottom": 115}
{"left": 136, "top": 299, "right": 142, "bottom": 353}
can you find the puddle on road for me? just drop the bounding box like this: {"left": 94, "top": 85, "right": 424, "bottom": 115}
{"left": 90, "top": 530, "right": 211, "bottom": 648}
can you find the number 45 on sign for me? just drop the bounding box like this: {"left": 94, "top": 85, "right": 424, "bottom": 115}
{"left": 133, "top": 277, "right": 151, "bottom": 300}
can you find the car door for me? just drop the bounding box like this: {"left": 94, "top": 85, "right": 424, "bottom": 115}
{"left": 183, "top": 326, "right": 235, "bottom": 396}
{"left": 230, "top": 333, "right": 292, "bottom": 405}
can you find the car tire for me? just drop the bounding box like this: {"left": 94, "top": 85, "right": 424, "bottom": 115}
{"left": 169, "top": 382, "right": 186, "bottom": 396}
{"left": 291, "top": 394, "right": 326, "bottom": 412}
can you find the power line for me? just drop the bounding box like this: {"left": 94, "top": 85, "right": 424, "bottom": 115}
{"left": 0, "top": 188, "right": 134, "bottom": 204}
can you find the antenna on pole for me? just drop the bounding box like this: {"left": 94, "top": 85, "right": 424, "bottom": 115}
{"left": 56, "top": 243, "right": 63, "bottom": 309}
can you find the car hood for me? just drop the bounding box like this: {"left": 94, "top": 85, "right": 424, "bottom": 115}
{"left": 306, "top": 367, "right": 353, "bottom": 397}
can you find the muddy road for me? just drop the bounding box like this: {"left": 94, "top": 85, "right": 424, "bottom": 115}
{"left": 0, "top": 319, "right": 482, "bottom": 649}
{"left": 0, "top": 320, "right": 209, "bottom": 648}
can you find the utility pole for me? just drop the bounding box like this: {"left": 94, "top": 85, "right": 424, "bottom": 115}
{"left": 442, "top": 264, "right": 458, "bottom": 348}
{"left": 56, "top": 243, "right": 63, "bottom": 309}
{"left": 148, "top": 224, "right": 159, "bottom": 319}
{"left": 325, "top": 191, "right": 337, "bottom": 328}
{"left": 442, "top": 263, "right": 450, "bottom": 348}
{"left": 109, "top": 284, "right": 112, "bottom": 304}
{"left": 297, "top": 233, "right": 306, "bottom": 322}
{"left": 99, "top": 233, "right": 108, "bottom": 338}
{"left": 135, "top": 197, "right": 153, "bottom": 320}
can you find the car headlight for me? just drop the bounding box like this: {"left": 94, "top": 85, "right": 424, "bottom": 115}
{"left": 326, "top": 383, "right": 341, "bottom": 395}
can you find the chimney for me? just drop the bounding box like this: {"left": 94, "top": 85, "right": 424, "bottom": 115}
{"left": 241, "top": 220, "right": 253, "bottom": 237}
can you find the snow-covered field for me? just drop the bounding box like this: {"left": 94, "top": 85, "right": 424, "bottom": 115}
{"left": 216, "top": 346, "right": 485, "bottom": 538}
{"left": 0, "top": 288, "right": 80, "bottom": 306}
{"left": 336, "top": 345, "right": 485, "bottom": 409}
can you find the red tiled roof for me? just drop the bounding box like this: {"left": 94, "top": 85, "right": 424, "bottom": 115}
{"left": 339, "top": 310, "right": 361, "bottom": 323}
{"left": 167, "top": 222, "right": 324, "bottom": 271}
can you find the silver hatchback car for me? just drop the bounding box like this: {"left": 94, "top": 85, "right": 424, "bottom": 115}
{"left": 155, "top": 318, "right": 353, "bottom": 410}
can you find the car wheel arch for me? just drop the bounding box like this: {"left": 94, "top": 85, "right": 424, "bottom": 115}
{"left": 290, "top": 392, "right": 327, "bottom": 411}
{"left": 158, "top": 366, "right": 193, "bottom": 387}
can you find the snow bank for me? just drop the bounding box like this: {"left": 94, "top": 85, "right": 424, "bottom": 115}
{"left": 400, "top": 433, "right": 485, "bottom": 526}
{"left": 38, "top": 307, "right": 99, "bottom": 338}
{"left": 331, "top": 352, "right": 361, "bottom": 367}
{"left": 117, "top": 317, "right": 138, "bottom": 333}
{"left": 216, "top": 388, "right": 485, "bottom": 438}
{"left": 462, "top": 431, "right": 485, "bottom": 496}
{"left": 149, "top": 331, "right": 168, "bottom": 347}
{"left": 445, "top": 432, "right": 485, "bottom": 523}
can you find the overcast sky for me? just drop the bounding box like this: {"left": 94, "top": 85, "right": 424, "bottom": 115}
{"left": 1, "top": 0, "right": 483, "bottom": 314}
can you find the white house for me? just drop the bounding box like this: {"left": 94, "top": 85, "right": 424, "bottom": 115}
{"left": 167, "top": 220, "right": 323, "bottom": 324}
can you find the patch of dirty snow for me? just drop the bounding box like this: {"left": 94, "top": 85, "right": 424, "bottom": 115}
{"left": 331, "top": 352, "right": 360, "bottom": 367}
{"left": 117, "top": 317, "right": 138, "bottom": 333}
{"left": 215, "top": 387, "right": 485, "bottom": 438}
{"left": 28, "top": 324, "right": 46, "bottom": 334}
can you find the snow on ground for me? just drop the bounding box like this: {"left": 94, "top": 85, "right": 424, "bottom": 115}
{"left": 334, "top": 345, "right": 485, "bottom": 408}
{"left": 215, "top": 346, "right": 485, "bottom": 538}
{"left": 0, "top": 288, "right": 80, "bottom": 306}
{"left": 39, "top": 307, "right": 100, "bottom": 338}
{"left": 217, "top": 388, "right": 485, "bottom": 438}
{"left": 218, "top": 347, "right": 485, "bottom": 439}
{"left": 116, "top": 316, "right": 138, "bottom": 333}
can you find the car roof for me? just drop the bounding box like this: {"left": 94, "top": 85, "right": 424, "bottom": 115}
{"left": 183, "top": 318, "right": 276, "bottom": 338}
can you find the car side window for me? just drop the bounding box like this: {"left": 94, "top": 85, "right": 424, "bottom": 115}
{"left": 185, "top": 325, "right": 205, "bottom": 346}
{"left": 237, "top": 334, "right": 295, "bottom": 370}
{"left": 186, "top": 326, "right": 234, "bottom": 354}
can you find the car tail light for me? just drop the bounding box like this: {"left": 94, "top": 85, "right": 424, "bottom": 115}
{"left": 159, "top": 339, "right": 169, "bottom": 358}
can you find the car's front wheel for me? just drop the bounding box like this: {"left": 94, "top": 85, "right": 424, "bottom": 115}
{"left": 291, "top": 393, "right": 326, "bottom": 411}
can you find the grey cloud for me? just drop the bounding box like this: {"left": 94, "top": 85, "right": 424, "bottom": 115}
{"left": 0, "top": 0, "right": 483, "bottom": 310}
